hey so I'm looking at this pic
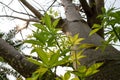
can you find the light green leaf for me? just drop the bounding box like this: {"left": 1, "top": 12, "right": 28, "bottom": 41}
{"left": 55, "top": 56, "right": 70, "bottom": 66}
{"left": 24, "top": 40, "right": 41, "bottom": 45}
{"left": 35, "top": 47, "right": 49, "bottom": 65}
{"left": 27, "top": 58, "right": 45, "bottom": 67}
{"left": 44, "top": 13, "right": 52, "bottom": 29}
{"left": 52, "top": 18, "right": 60, "bottom": 28}
{"left": 34, "top": 67, "right": 48, "bottom": 79}
{"left": 85, "top": 62, "right": 103, "bottom": 76}
{"left": 92, "top": 24, "right": 101, "bottom": 28}
{"left": 71, "top": 77, "right": 79, "bottom": 80}
{"left": 89, "top": 28, "right": 100, "bottom": 36}
{"left": 49, "top": 53, "right": 59, "bottom": 68}
{"left": 79, "top": 43, "right": 96, "bottom": 49}
{"left": 54, "top": 11, "right": 58, "bottom": 17}
{"left": 33, "top": 23, "right": 47, "bottom": 32}
{"left": 78, "top": 66, "right": 87, "bottom": 73}
{"left": 64, "top": 72, "right": 70, "bottom": 80}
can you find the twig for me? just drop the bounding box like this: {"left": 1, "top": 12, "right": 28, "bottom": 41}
{"left": 0, "top": 2, "right": 35, "bottom": 18}
{"left": 0, "top": 15, "right": 39, "bottom": 22}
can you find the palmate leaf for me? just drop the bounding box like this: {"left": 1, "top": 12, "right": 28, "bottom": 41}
{"left": 69, "top": 34, "right": 84, "bottom": 45}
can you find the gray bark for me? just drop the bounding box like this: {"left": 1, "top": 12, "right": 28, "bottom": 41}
{"left": 0, "top": 38, "right": 39, "bottom": 77}
{"left": 61, "top": 0, "right": 120, "bottom": 79}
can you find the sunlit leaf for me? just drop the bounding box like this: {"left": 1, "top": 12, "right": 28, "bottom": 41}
{"left": 85, "top": 62, "right": 103, "bottom": 76}
{"left": 27, "top": 58, "right": 45, "bottom": 67}
{"left": 34, "top": 67, "right": 48, "bottom": 79}
{"left": 24, "top": 40, "right": 41, "bottom": 45}
{"left": 79, "top": 43, "right": 96, "bottom": 49}
{"left": 64, "top": 72, "right": 70, "bottom": 80}
{"left": 44, "top": 13, "right": 52, "bottom": 29}
{"left": 49, "top": 53, "right": 59, "bottom": 68}
{"left": 89, "top": 28, "right": 100, "bottom": 36}
{"left": 35, "top": 47, "right": 49, "bottom": 65}
{"left": 52, "top": 18, "right": 60, "bottom": 28}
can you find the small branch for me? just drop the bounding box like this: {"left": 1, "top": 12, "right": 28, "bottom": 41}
{"left": 19, "top": 0, "right": 42, "bottom": 19}
{"left": 46, "top": 0, "right": 57, "bottom": 11}
{"left": 0, "top": 15, "right": 39, "bottom": 22}
{"left": 0, "top": 2, "right": 36, "bottom": 18}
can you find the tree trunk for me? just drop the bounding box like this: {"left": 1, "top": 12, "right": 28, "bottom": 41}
{"left": 0, "top": 0, "right": 120, "bottom": 79}
{"left": 61, "top": 0, "right": 120, "bottom": 79}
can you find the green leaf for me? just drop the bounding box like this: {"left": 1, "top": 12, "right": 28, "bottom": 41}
{"left": 27, "top": 58, "right": 45, "bottom": 67}
{"left": 49, "top": 8, "right": 53, "bottom": 14}
{"left": 44, "top": 13, "right": 52, "bottom": 29}
{"left": 0, "top": 57, "right": 4, "bottom": 62}
{"left": 89, "top": 24, "right": 101, "bottom": 36}
{"left": 92, "top": 24, "right": 101, "bottom": 28}
{"left": 85, "top": 62, "right": 103, "bottom": 76}
{"left": 24, "top": 40, "right": 41, "bottom": 45}
{"left": 35, "top": 47, "right": 49, "bottom": 66}
{"left": 34, "top": 67, "right": 48, "bottom": 79}
{"left": 78, "top": 66, "right": 87, "bottom": 73}
{"left": 49, "top": 53, "right": 59, "bottom": 68}
{"left": 33, "top": 23, "right": 47, "bottom": 32}
{"left": 71, "top": 77, "right": 79, "bottom": 80}
{"left": 55, "top": 56, "right": 70, "bottom": 66}
{"left": 52, "top": 18, "right": 60, "bottom": 28}
{"left": 89, "top": 28, "right": 100, "bottom": 36}
{"left": 54, "top": 11, "right": 58, "bottom": 17}
{"left": 79, "top": 43, "right": 96, "bottom": 49}
{"left": 64, "top": 72, "right": 70, "bottom": 80}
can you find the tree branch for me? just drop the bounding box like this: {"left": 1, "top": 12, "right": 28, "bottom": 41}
{"left": 19, "top": 0, "right": 42, "bottom": 19}
{"left": 0, "top": 1, "right": 36, "bottom": 18}
{"left": 79, "top": 0, "right": 92, "bottom": 16}
{"left": 0, "top": 15, "right": 39, "bottom": 22}
{"left": 0, "top": 38, "right": 39, "bottom": 78}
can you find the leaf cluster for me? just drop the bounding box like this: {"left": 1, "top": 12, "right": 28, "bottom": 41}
{"left": 25, "top": 13, "right": 103, "bottom": 80}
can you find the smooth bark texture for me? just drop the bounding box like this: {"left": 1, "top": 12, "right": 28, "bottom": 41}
{"left": 61, "top": 0, "right": 120, "bottom": 79}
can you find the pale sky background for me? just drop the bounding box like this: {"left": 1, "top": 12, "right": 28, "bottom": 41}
{"left": 0, "top": 0, "right": 120, "bottom": 80}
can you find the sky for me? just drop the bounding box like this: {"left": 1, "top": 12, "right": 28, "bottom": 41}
{"left": 0, "top": 0, "right": 120, "bottom": 80}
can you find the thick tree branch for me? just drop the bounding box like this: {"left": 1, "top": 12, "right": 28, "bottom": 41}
{"left": 95, "top": 0, "right": 104, "bottom": 15}
{"left": 79, "top": 0, "right": 92, "bottom": 17}
{"left": 0, "top": 38, "right": 39, "bottom": 78}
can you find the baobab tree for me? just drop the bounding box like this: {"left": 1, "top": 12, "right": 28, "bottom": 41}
{"left": 0, "top": 0, "right": 120, "bottom": 79}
